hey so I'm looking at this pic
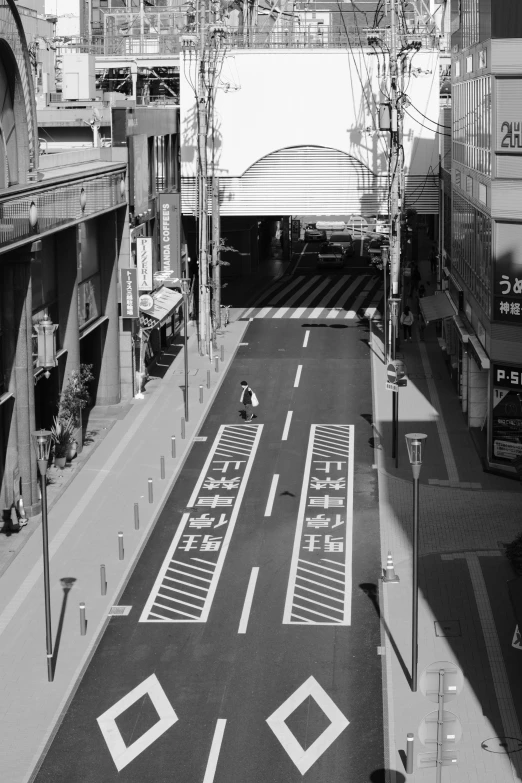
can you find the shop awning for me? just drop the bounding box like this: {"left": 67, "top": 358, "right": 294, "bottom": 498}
{"left": 139, "top": 286, "right": 182, "bottom": 329}
{"left": 419, "top": 293, "right": 456, "bottom": 323}
{"left": 80, "top": 315, "right": 109, "bottom": 339}
{"left": 453, "top": 315, "right": 471, "bottom": 343}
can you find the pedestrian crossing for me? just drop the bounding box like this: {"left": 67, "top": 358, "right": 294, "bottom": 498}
{"left": 241, "top": 273, "right": 383, "bottom": 320}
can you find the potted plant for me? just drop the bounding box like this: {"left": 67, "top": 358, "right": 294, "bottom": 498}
{"left": 50, "top": 415, "right": 75, "bottom": 469}
{"left": 59, "top": 363, "right": 94, "bottom": 448}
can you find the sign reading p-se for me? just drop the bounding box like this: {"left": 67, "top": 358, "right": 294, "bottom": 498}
{"left": 159, "top": 193, "right": 181, "bottom": 280}
{"left": 494, "top": 363, "right": 522, "bottom": 391}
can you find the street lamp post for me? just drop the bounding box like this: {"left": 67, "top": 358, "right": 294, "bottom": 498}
{"left": 405, "top": 432, "right": 427, "bottom": 692}
{"left": 181, "top": 278, "right": 191, "bottom": 422}
{"left": 31, "top": 430, "right": 54, "bottom": 682}
{"left": 389, "top": 297, "right": 401, "bottom": 465}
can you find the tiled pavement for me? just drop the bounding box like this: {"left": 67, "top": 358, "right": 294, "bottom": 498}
{"left": 371, "top": 308, "right": 522, "bottom": 782}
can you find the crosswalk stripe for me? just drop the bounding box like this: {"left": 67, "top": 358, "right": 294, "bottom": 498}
{"left": 273, "top": 276, "right": 321, "bottom": 318}
{"left": 345, "top": 278, "right": 382, "bottom": 319}
{"left": 256, "top": 275, "right": 306, "bottom": 309}
{"left": 290, "top": 277, "right": 334, "bottom": 319}
{"left": 308, "top": 275, "right": 351, "bottom": 318}
{"left": 326, "top": 276, "right": 371, "bottom": 318}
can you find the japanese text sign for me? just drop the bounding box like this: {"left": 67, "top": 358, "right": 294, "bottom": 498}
{"left": 120, "top": 268, "right": 139, "bottom": 318}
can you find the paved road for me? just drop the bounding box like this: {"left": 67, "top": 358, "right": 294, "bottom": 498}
{"left": 34, "top": 318, "right": 385, "bottom": 782}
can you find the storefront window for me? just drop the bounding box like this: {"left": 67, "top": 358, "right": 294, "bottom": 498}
{"left": 491, "top": 364, "right": 522, "bottom": 464}
{"left": 452, "top": 191, "right": 491, "bottom": 316}
{"left": 452, "top": 76, "right": 491, "bottom": 177}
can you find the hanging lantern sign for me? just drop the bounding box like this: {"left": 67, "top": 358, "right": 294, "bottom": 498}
{"left": 34, "top": 315, "right": 58, "bottom": 370}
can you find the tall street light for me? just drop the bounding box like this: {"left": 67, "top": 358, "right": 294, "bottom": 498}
{"left": 181, "top": 278, "right": 191, "bottom": 422}
{"left": 31, "top": 429, "right": 54, "bottom": 682}
{"left": 405, "top": 432, "right": 427, "bottom": 692}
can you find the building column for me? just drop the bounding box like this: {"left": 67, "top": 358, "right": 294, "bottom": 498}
{"left": 97, "top": 212, "right": 121, "bottom": 405}
{"left": 467, "top": 355, "right": 488, "bottom": 428}
{"left": 57, "top": 227, "right": 82, "bottom": 449}
{"left": 461, "top": 347, "right": 468, "bottom": 414}
{"left": 3, "top": 259, "right": 40, "bottom": 515}
{"left": 2, "top": 262, "right": 19, "bottom": 513}
{"left": 117, "top": 206, "right": 134, "bottom": 401}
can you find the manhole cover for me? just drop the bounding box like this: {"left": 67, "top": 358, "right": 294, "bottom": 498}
{"left": 435, "top": 620, "right": 462, "bottom": 637}
{"left": 481, "top": 737, "right": 522, "bottom": 754}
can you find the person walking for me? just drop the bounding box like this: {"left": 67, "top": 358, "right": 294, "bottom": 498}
{"left": 429, "top": 244, "right": 438, "bottom": 276}
{"left": 401, "top": 305, "right": 414, "bottom": 341}
{"left": 240, "top": 381, "right": 257, "bottom": 422}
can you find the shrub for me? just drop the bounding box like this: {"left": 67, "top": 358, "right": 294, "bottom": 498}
{"left": 59, "top": 364, "right": 94, "bottom": 427}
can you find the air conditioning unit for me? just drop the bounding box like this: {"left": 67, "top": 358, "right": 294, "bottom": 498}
{"left": 62, "top": 54, "right": 96, "bottom": 100}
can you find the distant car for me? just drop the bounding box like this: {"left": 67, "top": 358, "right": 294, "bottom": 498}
{"left": 329, "top": 233, "right": 355, "bottom": 257}
{"left": 317, "top": 241, "right": 344, "bottom": 268}
{"left": 367, "top": 235, "right": 389, "bottom": 268}
{"left": 304, "top": 226, "right": 327, "bottom": 242}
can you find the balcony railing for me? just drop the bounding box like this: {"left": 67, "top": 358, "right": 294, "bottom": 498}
{"left": 56, "top": 29, "right": 449, "bottom": 58}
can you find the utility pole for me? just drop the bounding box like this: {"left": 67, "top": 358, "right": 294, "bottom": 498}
{"left": 212, "top": 174, "right": 221, "bottom": 333}
{"left": 197, "top": 0, "right": 210, "bottom": 356}
{"left": 388, "top": 0, "right": 403, "bottom": 466}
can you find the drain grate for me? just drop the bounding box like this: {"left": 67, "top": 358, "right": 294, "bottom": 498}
{"left": 435, "top": 620, "right": 461, "bottom": 637}
{"left": 108, "top": 606, "right": 132, "bottom": 617}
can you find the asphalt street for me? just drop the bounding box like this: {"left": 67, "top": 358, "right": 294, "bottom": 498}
{"left": 33, "top": 315, "right": 385, "bottom": 782}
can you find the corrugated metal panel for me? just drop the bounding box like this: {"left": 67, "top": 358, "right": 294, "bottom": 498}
{"left": 490, "top": 40, "right": 522, "bottom": 73}
{"left": 491, "top": 181, "right": 522, "bottom": 219}
{"left": 490, "top": 338, "right": 522, "bottom": 363}
{"left": 491, "top": 323, "right": 522, "bottom": 342}
{"left": 496, "top": 156, "right": 522, "bottom": 179}
{"left": 404, "top": 175, "right": 439, "bottom": 213}
{"left": 182, "top": 146, "right": 438, "bottom": 216}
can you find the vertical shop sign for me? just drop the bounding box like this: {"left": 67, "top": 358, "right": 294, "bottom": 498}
{"left": 492, "top": 364, "right": 522, "bottom": 463}
{"left": 136, "top": 237, "right": 153, "bottom": 291}
{"left": 120, "top": 268, "right": 139, "bottom": 318}
{"left": 158, "top": 193, "right": 181, "bottom": 282}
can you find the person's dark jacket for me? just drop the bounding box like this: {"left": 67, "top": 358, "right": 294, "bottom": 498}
{"left": 241, "top": 387, "right": 252, "bottom": 405}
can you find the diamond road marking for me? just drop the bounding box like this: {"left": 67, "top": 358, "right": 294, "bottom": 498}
{"left": 97, "top": 674, "right": 177, "bottom": 771}
{"left": 266, "top": 675, "right": 349, "bottom": 774}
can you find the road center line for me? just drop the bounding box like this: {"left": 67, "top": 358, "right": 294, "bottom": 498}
{"left": 238, "top": 567, "right": 259, "bottom": 633}
{"left": 294, "top": 365, "right": 302, "bottom": 387}
{"left": 282, "top": 411, "right": 293, "bottom": 441}
{"left": 203, "top": 719, "right": 227, "bottom": 783}
{"left": 264, "top": 474, "right": 279, "bottom": 516}
{"left": 303, "top": 330, "right": 310, "bottom": 348}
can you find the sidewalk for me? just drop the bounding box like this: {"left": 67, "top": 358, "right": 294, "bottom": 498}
{"left": 0, "top": 315, "right": 248, "bottom": 783}
{"left": 371, "top": 315, "right": 522, "bottom": 781}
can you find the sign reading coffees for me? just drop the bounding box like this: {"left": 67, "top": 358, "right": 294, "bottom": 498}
{"left": 159, "top": 193, "right": 181, "bottom": 281}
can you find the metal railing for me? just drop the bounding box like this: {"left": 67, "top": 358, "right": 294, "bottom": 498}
{"left": 55, "top": 29, "right": 449, "bottom": 57}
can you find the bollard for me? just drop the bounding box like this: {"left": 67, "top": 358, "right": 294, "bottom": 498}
{"left": 210, "top": 341, "right": 213, "bottom": 362}
{"left": 134, "top": 502, "right": 139, "bottom": 530}
{"left": 207, "top": 369, "right": 211, "bottom": 389}
{"left": 215, "top": 356, "right": 219, "bottom": 373}
{"left": 79, "top": 602, "right": 86, "bottom": 636}
{"left": 160, "top": 456, "right": 165, "bottom": 479}
{"left": 406, "top": 733, "right": 414, "bottom": 774}
{"left": 382, "top": 551, "right": 400, "bottom": 582}
{"left": 181, "top": 418, "right": 186, "bottom": 439}
{"left": 148, "top": 479, "right": 153, "bottom": 503}
{"left": 199, "top": 384, "right": 203, "bottom": 403}
{"left": 118, "top": 531, "right": 124, "bottom": 560}
{"left": 171, "top": 435, "right": 176, "bottom": 458}
{"left": 221, "top": 345, "right": 224, "bottom": 362}
{"left": 100, "top": 564, "right": 107, "bottom": 596}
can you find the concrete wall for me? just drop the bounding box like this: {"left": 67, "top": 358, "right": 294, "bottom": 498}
{"left": 181, "top": 48, "right": 440, "bottom": 179}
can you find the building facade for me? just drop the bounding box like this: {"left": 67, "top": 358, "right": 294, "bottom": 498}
{"left": 443, "top": 0, "right": 522, "bottom": 476}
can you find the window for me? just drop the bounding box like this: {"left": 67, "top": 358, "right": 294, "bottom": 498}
{"left": 455, "top": 169, "right": 461, "bottom": 187}
{"left": 455, "top": 60, "right": 461, "bottom": 77}
{"left": 478, "top": 182, "right": 487, "bottom": 203}
{"left": 452, "top": 76, "right": 492, "bottom": 177}
{"left": 452, "top": 191, "right": 491, "bottom": 316}
{"left": 466, "top": 175, "right": 473, "bottom": 194}
{"left": 462, "top": 0, "right": 479, "bottom": 48}
{"left": 466, "top": 55, "right": 473, "bottom": 73}
{"left": 479, "top": 50, "right": 487, "bottom": 69}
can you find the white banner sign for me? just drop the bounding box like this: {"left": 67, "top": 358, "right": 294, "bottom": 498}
{"left": 136, "top": 237, "right": 153, "bottom": 291}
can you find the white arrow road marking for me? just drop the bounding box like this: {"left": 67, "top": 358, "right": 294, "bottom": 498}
{"left": 266, "top": 676, "right": 349, "bottom": 775}
{"left": 97, "top": 674, "right": 177, "bottom": 772}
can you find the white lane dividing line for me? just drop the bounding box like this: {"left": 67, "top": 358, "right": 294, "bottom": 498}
{"left": 282, "top": 411, "right": 293, "bottom": 441}
{"left": 303, "top": 330, "right": 310, "bottom": 348}
{"left": 294, "top": 365, "right": 302, "bottom": 388}
{"left": 264, "top": 474, "right": 280, "bottom": 517}
{"left": 203, "top": 719, "right": 227, "bottom": 783}
{"left": 238, "top": 567, "right": 259, "bottom": 633}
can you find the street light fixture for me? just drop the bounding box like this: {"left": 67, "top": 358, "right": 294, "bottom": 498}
{"left": 181, "top": 277, "right": 191, "bottom": 422}
{"left": 405, "top": 432, "right": 427, "bottom": 692}
{"left": 31, "top": 429, "right": 54, "bottom": 683}
{"left": 34, "top": 314, "right": 58, "bottom": 378}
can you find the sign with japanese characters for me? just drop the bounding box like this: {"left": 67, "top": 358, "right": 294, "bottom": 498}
{"left": 494, "top": 222, "right": 522, "bottom": 322}
{"left": 120, "top": 268, "right": 139, "bottom": 319}
{"left": 283, "top": 425, "right": 354, "bottom": 626}
{"left": 140, "top": 423, "right": 263, "bottom": 622}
